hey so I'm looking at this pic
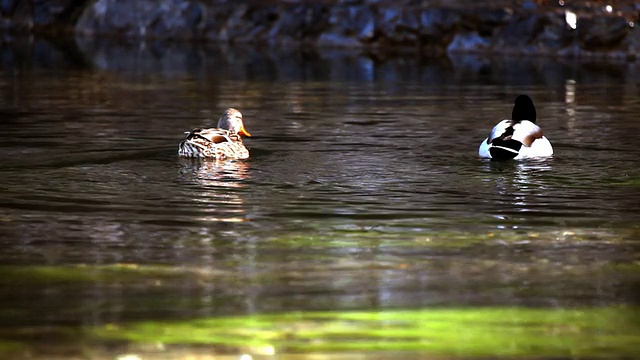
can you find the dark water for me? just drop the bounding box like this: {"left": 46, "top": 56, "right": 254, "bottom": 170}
{"left": 1, "top": 41, "right": 640, "bottom": 356}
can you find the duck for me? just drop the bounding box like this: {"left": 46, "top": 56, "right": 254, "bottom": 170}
{"left": 478, "top": 95, "right": 553, "bottom": 161}
{"left": 178, "top": 108, "right": 251, "bottom": 160}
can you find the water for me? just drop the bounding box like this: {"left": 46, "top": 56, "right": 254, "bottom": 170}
{"left": 0, "top": 41, "right": 639, "bottom": 357}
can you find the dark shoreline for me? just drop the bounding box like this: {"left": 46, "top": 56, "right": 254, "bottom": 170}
{"left": 1, "top": 1, "right": 639, "bottom": 60}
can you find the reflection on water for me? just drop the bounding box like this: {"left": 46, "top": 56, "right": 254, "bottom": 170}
{"left": 0, "top": 38, "right": 639, "bottom": 357}
{"left": 179, "top": 159, "right": 250, "bottom": 223}
{"left": 484, "top": 160, "right": 554, "bottom": 230}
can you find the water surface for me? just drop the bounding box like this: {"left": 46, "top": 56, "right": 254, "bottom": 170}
{"left": 0, "top": 41, "right": 639, "bottom": 358}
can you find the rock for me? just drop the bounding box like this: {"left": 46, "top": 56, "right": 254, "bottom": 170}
{"left": 76, "top": 0, "right": 205, "bottom": 40}
{"left": 0, "top": 0, "right": 19, "bottom": 16}
{"left": 496, "top": 12, "right": 572, "bottom": 53}
{"left": 0, "top": 0, "right": 634, "bottom": 60}
{"left": 32, "top": 0, "right": 69, "bottom": 26}
{"left": 579, "top": 16, "right": 631, "bottom": 50}
{"left": 201, "top": 4, "right": 235, "bottom": 41}
{"left": 463, "top": 8, "right": 512, "bottom": 37}
{"left": 535, "top": 12, "right": 574, "bottom": 52}
{"left": 341, "top": 6, "right": 375, "bottom": 41}
{"left": 148, "top": 2, "right": 204, "bottom": 39}
{"left": 1, "top": 0, "right": 87, "bottom": 30}
{"left": 352, "top": 6, "right": 375, "bottom": 41}
{"left": 420, "top": 8, "right": 460, "bottom": 35}
{"left": 270, "top": 4, "right": 330, "bottom": 41}
{"left": 376, "top": 6, "right": 419, "bottom": 45}
{"left": 419, "top": 8, "right": 460, "bottom": 50}
{"left": 317, "top": 32, "right": 362, "bottom": 47}
{"left": 218, "top": 5, "right": 250, "bottom": 41}
{"left": 447, "top": 32, "right": 490, "bottom": 53}
{"left": 315, "top": 5, "right": 375, "bottom": 48}
{"left": 521, "top": 0, "right": 537, "bottom": 11}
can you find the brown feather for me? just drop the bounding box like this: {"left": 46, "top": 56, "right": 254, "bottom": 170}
{"left": 209, "top": 134, "right": 228, "bottom": 144}
{"left": 521, "top": 128, "right": 543, "bottom": 147}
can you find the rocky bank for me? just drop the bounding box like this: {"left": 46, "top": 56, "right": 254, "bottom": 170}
{"left": 1, "top": 0, "right": 640, "bottom": 59}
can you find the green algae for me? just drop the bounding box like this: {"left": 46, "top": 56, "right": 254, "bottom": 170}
{"left": 0, "top": 340, "right": 25, "bottom": 352}
{"left": 270, "top": 227, "right": 636, "bottom": 250}
{"left": 0, "top": 264, "right": 225, "bottom": 286}
{"left": 91, "top": 307, "right": 640, "bottom": 357}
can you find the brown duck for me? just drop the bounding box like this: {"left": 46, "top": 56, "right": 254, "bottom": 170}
{"left": 178, "top": 108, "right": 251, "bottom": 160}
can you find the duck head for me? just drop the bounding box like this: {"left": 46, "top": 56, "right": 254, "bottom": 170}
{"left": 511, "top": 95, "right": 536, "bottom": 123}
{"left": 218, "top": 108, "right": 251, "bottom": 137}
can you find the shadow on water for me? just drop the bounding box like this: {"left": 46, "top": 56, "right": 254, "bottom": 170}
{"left": 0, "top": 36, "right": 639, "bottom": 358}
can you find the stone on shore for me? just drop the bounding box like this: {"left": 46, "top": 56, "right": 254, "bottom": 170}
{"left": 1, "top": 0, "right": 639, "bottom": 59}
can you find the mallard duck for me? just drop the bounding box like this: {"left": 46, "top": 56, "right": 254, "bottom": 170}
{"left": 178, "top": 108, "right": 251, "bottom": 160}
{"left": 479, "top": 95, "right": 553, "bottom": 160}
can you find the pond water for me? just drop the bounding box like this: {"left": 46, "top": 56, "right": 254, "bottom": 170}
{"left": 0, "top": 40, "right": 639, "bottom": 358}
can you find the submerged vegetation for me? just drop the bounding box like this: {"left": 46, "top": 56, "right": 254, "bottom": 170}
{"left": 100, "top": 307, "right": 640, "bottom": 357}
{"left": 0, "top": 261, "right": 639, "bottom": 358}
{"left": 2, "top": 307, "right": 639, "bottom": 358}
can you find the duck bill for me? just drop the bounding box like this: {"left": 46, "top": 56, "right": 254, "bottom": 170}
{"left": 238, "top": 126, "right": 251, "bottom": 137}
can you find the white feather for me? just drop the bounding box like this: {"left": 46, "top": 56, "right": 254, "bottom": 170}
{"left": 511, "top": 120, "right": 542, "bottom": 147}
{"left": 479, "top": 120, "right": 553, "bottom": 159}
{"left": 513, "top": 136, "right": 553, "bottom": 159}
{"left": 487, "top": 119, "right": 513, "bottom": 143}
{"left": 478, "top": 138, "right": 491, "bottom": 158}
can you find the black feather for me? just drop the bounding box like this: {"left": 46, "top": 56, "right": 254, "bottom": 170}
{"left": 512, "top": 95, "right": 537, "bottom": 123}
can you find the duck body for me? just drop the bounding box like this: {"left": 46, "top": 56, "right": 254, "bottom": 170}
{"left": 179, "top": 128, "right": 250, "bottom": 159}
{"left": 479, "top": 95, "right": 553, "bottom": 161}
{"left": 178, "top": 108, "right": 251, "bottom": 160}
